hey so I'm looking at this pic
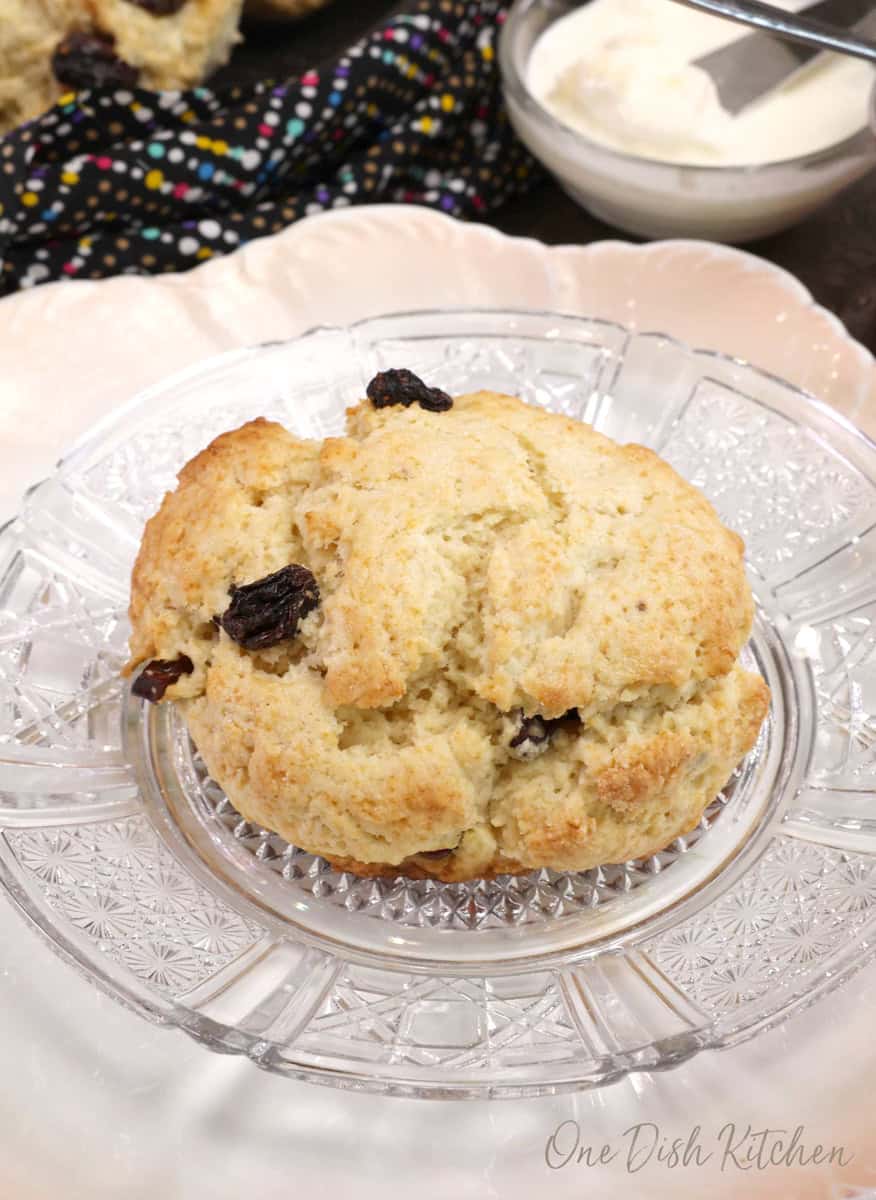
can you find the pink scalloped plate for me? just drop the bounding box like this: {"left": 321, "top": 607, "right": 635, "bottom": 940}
{"left": 3, "top": 209, "right": 876, "bottom": 1192}
{"left": 1, "top": 206, "right": 874, "bottom": 522}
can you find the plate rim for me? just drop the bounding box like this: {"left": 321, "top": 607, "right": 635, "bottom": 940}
{"left": 50, "top": 304, "right": 876, "bottom": 490}
{"left": 4, "top": 205, "right": 875, "bottom": 525}
{"left": 4, "top": 304, "right": 876, "bottom": 1099}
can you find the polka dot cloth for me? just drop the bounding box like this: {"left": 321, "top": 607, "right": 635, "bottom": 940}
{"left": 0, "top": 0, "right": 539, "bottom": 294}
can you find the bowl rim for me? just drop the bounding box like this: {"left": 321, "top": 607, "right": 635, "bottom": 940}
{"left": 499, "top": 0, "right": 876, "bottom": 175}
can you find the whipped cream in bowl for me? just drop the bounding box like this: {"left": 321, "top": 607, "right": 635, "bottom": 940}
{"left": 499, "top": 0, "right": 876, "bottom": 240}
{"left": 544, "top": 38, "right": 732, "bottom": 163}
{"left": 530, "top": 0, "right": 874, "bottom": 165}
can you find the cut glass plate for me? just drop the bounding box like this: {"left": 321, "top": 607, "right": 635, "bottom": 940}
{"left": 2, "top": 309, "right": 875, "bottom": 1098}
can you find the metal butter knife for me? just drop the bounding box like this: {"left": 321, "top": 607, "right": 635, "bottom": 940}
{"left": 675, "top": 0, "right": 876, "bottom": 113}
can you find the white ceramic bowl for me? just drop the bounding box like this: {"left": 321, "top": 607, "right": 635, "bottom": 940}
{"left": 499, "top": 0, "right": 876, "bottom": 242}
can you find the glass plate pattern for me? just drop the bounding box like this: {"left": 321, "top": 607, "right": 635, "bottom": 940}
{"left": 2, "top": 310, "right": 875, "bottom": 1097}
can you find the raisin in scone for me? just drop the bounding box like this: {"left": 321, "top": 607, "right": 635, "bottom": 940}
{"left": 126, "top": 375, "right": 769, "bottom": 881}
{"left": 0, "top": 0, "right": 242, "bottom": 134}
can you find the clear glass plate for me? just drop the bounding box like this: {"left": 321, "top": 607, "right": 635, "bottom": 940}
{"left": 2, "top": 309, "right": 875, "bottom": 1099}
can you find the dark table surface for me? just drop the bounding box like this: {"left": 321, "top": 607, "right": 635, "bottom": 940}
{"left": 216, "top": 0, "right": 876, "bottom": 356}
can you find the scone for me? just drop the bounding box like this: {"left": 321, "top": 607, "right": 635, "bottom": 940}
{"left": 125, "top": 372, "right": 769, "bottom": 882}
{"left": 0, "top": 0, "right": 65, "bottom": 131}
{"left": 0, "top": 0, "right": 242, "bottom": 134}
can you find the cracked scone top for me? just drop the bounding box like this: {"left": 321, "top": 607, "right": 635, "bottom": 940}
{"left": 126, "top": 381, "right": 769, "bottom": 881}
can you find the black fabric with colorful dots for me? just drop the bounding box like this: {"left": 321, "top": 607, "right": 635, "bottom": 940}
{"left": 0, "top": 0, "right": 540, "bottom": 294}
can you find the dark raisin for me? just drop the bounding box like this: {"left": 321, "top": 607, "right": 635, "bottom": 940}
{"left": 216, "top": 564, "right": 320, "bottom": 651}
{"left": 508, "top": 708, "right": 579, "bottom": 760}
{"left": 366, "top": 369, "right": 452, "bottom": 412}
{"left": 132, "top": 654, "right": 194, "bottom": 702}
{"left": 636, "top": 601, "right": 648, "bottom": 612}
{"left": 417, "top": 387, "right": 454, "bottom": 413}
{"left": 124, "top": 0, "right": 187, "bottom": 13}
{"left": 52, "top": 32, "right": 139, "bottom": 90}
{"left": 509, "top": 713, "right": 550, "bottom": 752}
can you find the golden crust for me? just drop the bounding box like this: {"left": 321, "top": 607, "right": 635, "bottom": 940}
{"left": 127, "top": 390, "right": 769, "bottom": 879}
{"left": 126, "top": 417, "right": 320, "bottom": 699}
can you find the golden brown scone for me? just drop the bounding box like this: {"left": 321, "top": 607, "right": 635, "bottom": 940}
{"left": 0, "top": 0, "right": 243, "bottom": 135}
{"left": 0, "top": 0, "right": 62, "bottom": 131}
{"left": 83, "top": 0, "right": 243, "bottom": 89}
{"left": 126, "top": 385, "right": 770, "bottom": 880}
